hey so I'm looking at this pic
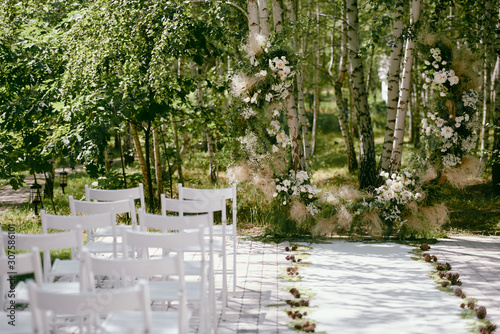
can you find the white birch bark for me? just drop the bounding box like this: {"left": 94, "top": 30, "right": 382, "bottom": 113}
{"left": 272, "top": 0, "right": 283, "bottom": 32}
{"left": 311, "top": 0, "right": 320, "bottom": 156}
{"left": 390, "top": 0, "right": 421, "bottom": 173}
{"left": 287, "top": 94, "right": 302, "bottom": 171}
{"left": 248, "top": 0, "right": 259, "bottom": 35}
{"left": 332, "top": 0, "right": 357, "bottom": 172}
{"left": 380, "top": 3, "right": 404, "bottom": 172}
{"left": 492, "top": 52, "right": 500, "bottom": 191}
{"left": 290, "top": 0, "right": 308, "bottom": 168}
{"left": 346, "top": 0, "right": 377, "bottom": 189}
{"left": 259, "top": 0, "right": 270, "bottom": 37}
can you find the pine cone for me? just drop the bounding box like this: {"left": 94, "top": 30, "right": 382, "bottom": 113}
{"left": 436, "top": 263, "right": 446, "bottom": 271}
{"left": 479, "top": 324, "right": 497, "bottom": 334}
{"left": 420, "top": 243, "right": 430, "bottom": 251}
{"left": 441, "top": 281, "right": 449, "bottom": 287}
{"left": 285, "top": 246, "right": 290, "bottom": 251}
{"left": 424, "top": 253, "right": 431, "bottom": 262}
{"left": 445, "top": 262, "right": 452, "bottom": 270}
{"left": 467, "top": 300, "right": 475, "bottom": 309}
{"left": 454, "top": 288, "right": 463, "bottom": 297}
{"left": 476, "top": 306, "right": 487, "bottom": 320}
{"left": 460, "top": 303, "right": 465, "bottom": 309}
{"left": 431, "top": 255, "right": 438, "bottom": 262}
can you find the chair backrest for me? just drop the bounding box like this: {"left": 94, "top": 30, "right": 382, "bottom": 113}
{"left": 27, "top": 279, "right": 153, "bottom": 334}
{"left": 123, "top": 229, "right": 205, "bottom": 259}
{"left": 2, "top": 229, "right": 83, "bottom": 283}
{"left": 41, "top": 209, "right": 115, "bottom": 233}
{"left": 85, "top": 183, "right": 145, "bottom": 210}
{"left": 161, "top": 195, "right": 225, "bottom": 218}
{"left": 0, "top": 247, "right": 43, "bottom": 310}
{"left": 69, "top": 195, "right": 137, "bottom": 228}
{"left": 138, "top": 209, "right": 211, "bottom": 233}
{"left": 81, "top": 248, "right": 185, "bottom": 290}
{"left": 178, "top": 183, "right": 237, "bottom": 225}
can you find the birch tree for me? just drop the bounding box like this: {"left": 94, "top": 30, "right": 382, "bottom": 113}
{"left": 311, "top": 1, "right": 320, "bottom": 156}
{"left": 272, "top": 0, "right": 283, "bottom": 33}
{"left": 330, "top": 0, "right": 357, "bottom": 173}
{"left": 248, "top": 0, "right": 259, "bottom": 35}
{"left": 290, "top": 0, "right": 309, "bottom": 168}
{"left": 346, "top": 0, "right": 377, "bottom": 189}
{"left": 390, "top": 0, "right": 421, "bottom": 173}
{"left": 379, "top": 2, "right": 404, "bottom": 171}
{"left": 259, "top": 0, "right": 270, "bottom": 37}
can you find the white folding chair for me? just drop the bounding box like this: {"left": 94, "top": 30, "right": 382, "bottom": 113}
{"left": 85, "top": 183, "right": 145, "bottom": 211}
{"left": 42, "top": 208, "right": 121, "bottom": 262}
{"left": 2, "top": 228, "right": 84, "bottom": 289}
{"left": 161, "top": 195, "right": 228, "bottom": 321}
{"left": 137, "top": 210, "right": 213, "bottom": 333}
{"left": 178, "top": 183, "right": 238, "bottom": 295}
{"left": 69, "top": 195, "right": 137, "bottom": 241}
{"left": 0, "top": 251, "right": 37, "bottom": 333}
{"left": 28, "top": 277, "right": 188, "bottom": 334}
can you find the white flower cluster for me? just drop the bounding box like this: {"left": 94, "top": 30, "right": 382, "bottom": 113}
{"left": 273, "top": 170, "right": 320, "bottom": 206}
{"left": 373, "top": 171, "right": 422, "bottom": 224}
{"left": 462, "top": 89, "right": 479, "bottom": 110}
{"left": 420, "top": 87, "right": 480, "bottom": 169}
{"left": 238, "top": 131, "right": 269, "bottom": 165}
{"left": 422, "top": 48, "right": 459, "bottom": 97}
{"left": 241, "top": 106, "right": 257, "bottom": 119}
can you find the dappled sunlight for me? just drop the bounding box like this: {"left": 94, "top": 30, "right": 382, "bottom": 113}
{"left": 297, "top": 241, "right": 472, "bottom": 333}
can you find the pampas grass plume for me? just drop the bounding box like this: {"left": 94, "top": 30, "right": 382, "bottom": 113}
{"left": 252, "top": 173, "right": 275, "bottom": 200}
{"left": 227, "top": 162, "right": 252, "bottom": 183}
{"left": 443, "top": 156, "right": 483, "bottom": 189}
{"left": 290, "top": 200, "right": 309, "bottom": 225}
{"left": 313, "top": 217, "right": 337, "bottom": 236}
{"left": 421, "top": 166, "right": 437, "bottom": 183}
{"left": 359, "top": 211, "right": 383, "bottom": 236}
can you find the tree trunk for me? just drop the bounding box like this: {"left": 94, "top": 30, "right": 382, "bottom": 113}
{"left": 291, "top": 0, "right": 310, "bottom": 167}
{"left": 411, "top": 78, "right": 421, "bottom": 147}
{"left": 259, "top": 0, "right": 270, "bottom": 37}
{"left": 117, "top": 131, "right": 127, "bottom": 188}
{"left": 380, "top": 3, "right": 404, "bottom": 172}
{"left": 131, "top": 123, "right": 151, "bottom": 205}
{"left": 348, "top": 76, "right": 359, "bottom": 138}
{"left": 346, "top": 0, "right": 377, "bottom": 189}
{"left": 481, "top": 10, "right": 494, "bottom": 157}
{"left": 287, "top": 93, "right": 303, "bottom": 172}
{"left": 492, "top": 51, "right": 500, "bottom": 193}
{"left": 272, "top": 0, "right": 283, "bottom": 32}
{"left": 311, "top": 0, "right": 320, "bottom": 156}
{"left": 248, "top": 0, "right": 259, "bottom": 35}
{"left": 390, "top": 0, "right": 421, "bottom": 173}
{"left": 143, "top": 122, "right": 154, "bottom": 210}
{"left": 171, "top": 116, "right": 184, "bottom": 185}
{"left": 153, "top": 125, "right": 163, "bottom": 204}
{"left": 332, "top": 0, "right": 358, "bottom": 173}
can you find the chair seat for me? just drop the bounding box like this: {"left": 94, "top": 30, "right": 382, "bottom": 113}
{"left": 210, "top": 224, "right": 235, "bottom": 236}
{"left": 15, "top": 281, "right": 81, "bottom": 303}
{"left": 94, "top": 225, "right": 133, "bottom": 237}
{"left": 98, "top": 310, "right": 190, "bottom": 334}
{"left": 50, "top": 259, "right": 80, "bottom": 280}
{"left": 0, "top": 311, "right": 33, "bottom": 334}
{"left": 148, "top": 281, "right": 202, "bottom": 302}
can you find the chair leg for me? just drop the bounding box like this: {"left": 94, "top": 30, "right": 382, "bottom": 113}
{"left": 232, "top": 236, "right": 237, "bottom": 296}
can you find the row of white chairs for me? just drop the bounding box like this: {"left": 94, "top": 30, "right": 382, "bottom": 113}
{"left": 0, "top": 245, "right": 190, "bottom": 333}
{"left": 1, "top": 182, "right": 237, "bottom": 333}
